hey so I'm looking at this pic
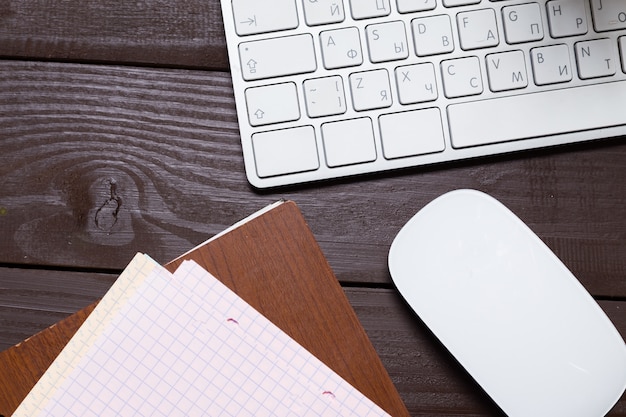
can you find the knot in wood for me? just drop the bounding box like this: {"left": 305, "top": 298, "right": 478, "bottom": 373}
{"left": 94, "top": 178, "right": 122, "bottom": 231}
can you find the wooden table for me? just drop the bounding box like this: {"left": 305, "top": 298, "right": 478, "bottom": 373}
{"left": 1, "top": 1, "right": 625, "bottom": 415}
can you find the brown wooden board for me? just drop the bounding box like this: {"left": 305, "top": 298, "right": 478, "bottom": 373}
{"left": 0, "top": 201, "right": 409, "bottom": 417}
{"left": 1, "top": 60, "right": 625, "bottom": 297}
{"left": 0, "top": 0, "right": 229, "bottom": 69}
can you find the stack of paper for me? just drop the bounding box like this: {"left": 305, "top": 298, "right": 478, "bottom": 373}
{"left": 13, "top": 253, "right": 391, "bottom": 417}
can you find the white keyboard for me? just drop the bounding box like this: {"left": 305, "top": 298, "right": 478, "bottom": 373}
{"left": 220, "top": 0, "right": 626, "bottom": 188}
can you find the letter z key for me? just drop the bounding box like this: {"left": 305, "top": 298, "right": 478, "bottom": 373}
{"left": 349, "top": 69, "right": 393, "bottom": 111}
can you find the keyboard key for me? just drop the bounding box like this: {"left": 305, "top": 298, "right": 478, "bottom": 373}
{"left": 245, "top": 82, "right": 300, "bottom": 126}
{"left": 448, "top": 81, "right": 626, "bottom": 148}
{"left": 395, "top": 63, "right": 438, "bottom": 104}
{"left": 349, "top": 0, "right": 391, "bottom": 20}
{"left": 379, "top": 108, "right": 445, "bottom": 159}
{"left": 252, "top": 126, "right": 319, "bottom": 177}
{"left": 443, "top": 0, "right": 480, "bottom": 6}
{"left": 530, "top": 44, "right": 573, "bottom": 85}
{"left": 502, "top": 3, "right": 544, "bottom": 44}
{"left": 303, "top": 0, "right": 345, "bottom": 26}
{"left": 441, "top": 56, "right": 484, "bottom": 98}
{"left": 303, "top": 76, "right": 347, "bottom": 118}
{"left": 320, "top": 27, "right": 364, "bottom": 69}
{"left": 366, "top": 21, "right": 410, "bottom": 63}
{"left": 411, "top": 15, "right": 454, "bottom": 56}
{"left": 590, "top": 0, "right": 626, "bottom": 32}
{"left": 457, "top": 9, "right": 499, "bottom": 50}
{"left": 321, "top": 118, "right": 377, "bottom": 167}
{"left": 486, "top": 50, "right": 529, "bottom": 91}
{"left": 239, "top": 34, "right": 317, "bottom": 81}
{"left": 575, "top": 39, "right": 617, "bottom": 79}
{"left": 349, "top": 69, "right": 393, "bottom": 111}
{"left": 232, "top": 0, "right": 299, "bottom": 36}
{"left": 396, "top": 0, "right": 436, "bottom": 13}
{"left": 546, "top": 0, "right": 589, "bottom": 38}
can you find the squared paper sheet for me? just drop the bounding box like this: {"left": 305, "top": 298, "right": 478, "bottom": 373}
{"left": 14, "top": 254, "right": 390, "bottom": 417}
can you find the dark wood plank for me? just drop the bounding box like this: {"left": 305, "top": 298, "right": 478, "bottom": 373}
{"left": 2, "top": 60, "right": 625, "bottom": 297}
{"left": 0, "top": 268, "right": 115, "bottom": 352}
{"left": 0, "top": 268, "right": 624, "bottom": 416}
{"left": 0, "top": 0, "right": 229, "bottom": 69}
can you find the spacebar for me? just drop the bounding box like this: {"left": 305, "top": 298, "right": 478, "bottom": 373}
{"left": 448, "top": 82, "right": 626, "bottom": 149}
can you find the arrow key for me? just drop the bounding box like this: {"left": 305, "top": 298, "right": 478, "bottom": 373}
{"left": 245, "top": 82, "right": 301, "bottom": 126}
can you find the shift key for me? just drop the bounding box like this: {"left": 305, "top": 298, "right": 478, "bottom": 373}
{"left": 239, "top": 34, "right": 317, "bottom": 81}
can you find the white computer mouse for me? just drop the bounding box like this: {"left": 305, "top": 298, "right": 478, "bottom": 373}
{"left": 388, "top": 189, "right": 626, "bottom": 417}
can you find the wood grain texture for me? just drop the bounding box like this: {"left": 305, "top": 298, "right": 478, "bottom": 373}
{"left": 0, "top": 0, "right": 229, "bottom": 69}
{"left": 1, "top": 60, "right": 625, "bottom": 298}
{"left": 0, "top": 267, "right": 115, "bottom": 351}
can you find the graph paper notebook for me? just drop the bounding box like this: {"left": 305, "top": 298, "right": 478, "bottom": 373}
{"left": 0, "top": 201, "right": 409, "bottom": 416}
{"left": 13, "top": 255, "right": 390, "bottom": 417}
